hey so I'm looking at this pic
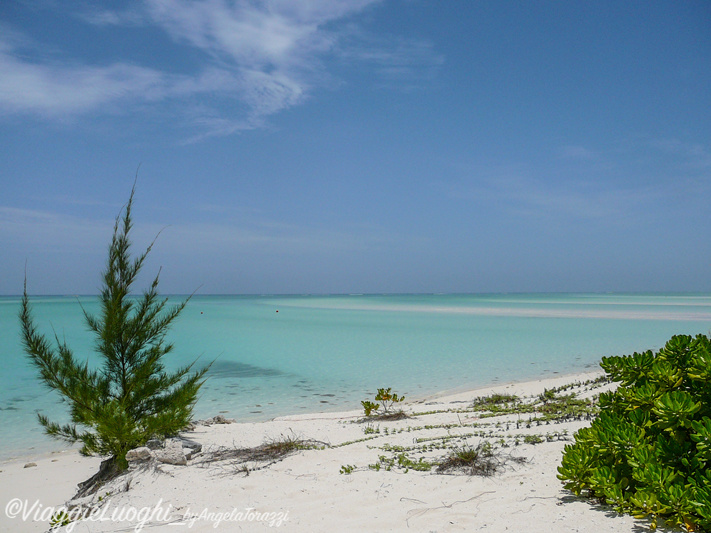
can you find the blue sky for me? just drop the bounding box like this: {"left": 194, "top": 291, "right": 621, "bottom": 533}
{"left": 1, "top": 1, "right": 710, "bottom": 295}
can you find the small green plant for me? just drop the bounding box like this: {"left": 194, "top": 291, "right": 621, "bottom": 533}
{"left": 361, "top": 388, "right": 406, "bottom": 418}
{"left": 523, "top": 434, "right": 544, "bottom": 445}
{"left": 558, "top": 334, "right": 711, "bottom": 531}
{"left": 369, "top": 451, "right": 431, "bottom": 473}
{"left": 361, "top": 400, "right": 380, "bottom": 417}
{"left": 539, "top": 388, "right": 556, "bottom": 403}
{"left": 375, "top": 387, "right": 405, "bottom": 414}
{"left": 437, "top": 442, "right": 503, "bottom": 476}
{"left": 50, "top": 510, "right": 73, "bottom": 529}
{"left": 340, "top": 464, "right": 356, "bottom": 475}
{"left": 396, "top": 453, "right": 432, "bottom": 472}
{"left": 472, "top": 393, "right": 518, "bottom": 410}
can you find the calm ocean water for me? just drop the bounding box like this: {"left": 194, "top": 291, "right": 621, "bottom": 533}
{"left": 2, "top": 293, "right": 711, "bottom": 460}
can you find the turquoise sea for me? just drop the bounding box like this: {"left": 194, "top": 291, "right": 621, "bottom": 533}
{"left": 2, "top": 293, "right": 711, "bottom": 460}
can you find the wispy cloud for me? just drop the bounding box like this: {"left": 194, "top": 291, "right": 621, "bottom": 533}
{"left": 0, "top": 206, "right": 112, "bottom": 249}
{"left": 0, "top": 46, "right": 171, "bottom": 117}
{"left": 493, "top": 175, "right": 663, "bottom": 219}
{"left": 558, "top": 145, "right": 597, "bottom": 160}
{"left": 336, "top": 29, "right": 444, "bottom": 90}
{"left": 77, "top": 8, "right": 146, "bottom": 27}
{"left": 447, "top": 167, "right": 668, "bottom": 221}
{"left": 0, "top": 0, "right": 440, "bottom": 138}
{"left": 650, "top": 138, "right": 711, "bottom": 170}
{"left": 0, "top": 204, "right": 404, "bottom": 259}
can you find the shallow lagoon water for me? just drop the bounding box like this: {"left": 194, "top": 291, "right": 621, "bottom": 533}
{"left": 2, "top": 293, "right": 710, "bottom": 460}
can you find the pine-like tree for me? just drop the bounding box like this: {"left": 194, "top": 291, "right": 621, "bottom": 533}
{"left": 20, "top": 184, "right": 208, "bottom": 472}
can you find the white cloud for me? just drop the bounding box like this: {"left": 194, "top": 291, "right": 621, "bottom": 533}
{"left": 0, "top": 0, "right": 442, "bottom": 137}
{"left": 0, "top": 46, "right": 171, "bottom": 116}
{"left": 0, "top": 206, "right": 111, "bottom": 249}
{"left": 495, "top": 175, "right": 659, "bottom": 219}
{"left": 448, "top": 168, "right": 667, "bottom": 221}
{"left": 77, "top": 8, "right": 146, "bottom": 27}
{"left": 336, "top": 30, "right": 444, "bottom": 89}
{"left": 650, "top": 138, "right": 711, "bottom": 169}
{"left": 0, "top": 203, "right": 403, "bottom": 261}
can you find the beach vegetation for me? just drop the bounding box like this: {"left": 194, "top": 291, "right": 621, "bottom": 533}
{"left": 201, "top": 434, "right": 320, "bottom": 475}
{"left": 360, "top": 400, "right": 379, "bottom": 417}
{"left": 363, "top": 424, "right": 380, "bottom": 435}
{"left": 471, "top": 393, "right": 519, "bottom": 410}
{"left": 368, "top": 451, "right": 433, "bottom": 473}
{"left": 339, "top": 464, "right": 356, "bottom": 475}
{"left": 20, "top": 183, "right": 209, "bottom": 475}
{"left": 375, "top": 387, "right": 405, "bottom": 413}
{"left": 436, "top": 441, "right": 525, "bottom": 476}
{"left": 49, "top": 510, "right": 73, "bottom": 529}
{"left": 558, "top": 334, "right": 711, "bottom": 531}
{"left": 361, "top": 387, "right": 407, "bottom": 419}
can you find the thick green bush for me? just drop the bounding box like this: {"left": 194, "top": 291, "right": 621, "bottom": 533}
{"left": 558, "top": 334, "right": 711, "bottom": 531}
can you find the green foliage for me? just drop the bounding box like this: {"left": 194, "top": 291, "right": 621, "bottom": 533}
{"left": 20, "top": 184, "right": 209, "bottom": 470}
{"left": 539, "top": 388, "right": 557, "bottom": 403}
{"left": 374, "top": 387, "right": 405, "bottom": 414}
{"left": 363, "top": 424, "right": 380, "bottom": 435}
{"left": 361, "top": 387, "right": 405, "bottom": 417}
{"left": 339, "top": 464, "right": 356, "bottom": 475}
{"left": 436, "top": 441, "right": 506, "bottom": 476}
{"left": 50, "top": 510, "right": 73, "bottom": 529}
{"left": 471, "top": 393, "right": 518, "bottom": 410}
{"left": 523, "top": 434, "right": 544, "bottom": 445}
{"left": 369, "top": 452, "right": 432, "bottom": 473}
{"left": 558, "top": 334, "right": 711, "bottom": 531}
{"left": 361, "top": 400, "right": 380, "bottom": 417}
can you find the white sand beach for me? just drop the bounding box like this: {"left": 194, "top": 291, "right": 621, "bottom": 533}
{"left": 0, "top": 371, "right": 652, "bottom": 533}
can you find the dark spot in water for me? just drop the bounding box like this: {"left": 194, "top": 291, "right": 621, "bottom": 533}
{"left": 250, "top": 411, "right": 263, "bottom": 414}
{"left": 255, "top": 404, "right": 262, "bottom": 407}
{"left": 219, "top": 410, "right": 229, "bottom": 414}
{"left": 208, "top": 360, "right": 283, "bottom": 379}
{"left": 320, "top": 394, "right": 335, "bottom": 397}
{"left": 320, "top": 400, "right": 329, "bottom": 404}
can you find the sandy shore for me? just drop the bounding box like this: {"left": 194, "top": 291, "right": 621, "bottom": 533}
{"left": 0, "top": 371, "right": 653, "bottom": 532}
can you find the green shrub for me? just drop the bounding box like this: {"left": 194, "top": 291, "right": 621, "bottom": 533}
{"left": 374, "top": 387, "right": 405, "bottom": 414}
{"left": 361, "top": 400, "right": 380, "bottom": 417}
{"left": 557, "top": 334, "right": 711, "bottom": 531}
{"left": 361, "top": 388, "right": 405, "bottom": 417}
{"left": 20, "top": 184, "right": 209, "bottom": 472}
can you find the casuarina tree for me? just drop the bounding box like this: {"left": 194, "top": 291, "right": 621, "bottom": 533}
{"left": 20, "top": 183, "right": 209, "bottom": 472}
